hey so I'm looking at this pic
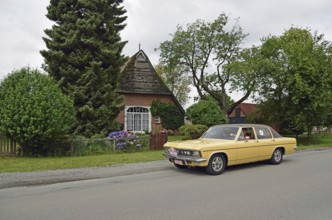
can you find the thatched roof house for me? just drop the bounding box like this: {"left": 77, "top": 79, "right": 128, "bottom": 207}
{"left": 116, "top": 50, "right": 184, "bottom": 132}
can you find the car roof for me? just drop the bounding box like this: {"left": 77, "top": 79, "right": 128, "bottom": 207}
{"left": 212, "top": 124, "right": 270, "bottom": 128}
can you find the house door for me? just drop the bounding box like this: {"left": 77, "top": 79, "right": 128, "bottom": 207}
{"left": 125, "top": 107, "right": 150, "bottom": 132}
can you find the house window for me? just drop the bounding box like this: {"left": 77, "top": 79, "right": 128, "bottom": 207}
{"left": 155, "top": 116, "right": 161, "bottom": 124}
{"left": 126, "top": 107, "right": 150, "bottom": 132}
{"left": 235, "top": 108, "right": 241, "bottom": 117}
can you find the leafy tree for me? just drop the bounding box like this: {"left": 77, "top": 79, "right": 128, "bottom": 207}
{"left": 155, "top": 64, "right": 191, "bottom": 106}
{"left": 157, "top": 13, "right": 256, "bottom": 116}
{"left": 255, "top": 28, "right": 332, "bottom": 134}
{"left": 0, "top": 67, "right": 75, "bottom": 156}
{"left": 186, "top": 98, "right": 226, "bottom": 127}
{"left": 41, "top": 0, "right": 127, "bottom": 137}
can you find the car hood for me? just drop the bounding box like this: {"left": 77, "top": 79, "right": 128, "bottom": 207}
{"left": 164, "top": 138, "right": 233, "bottom": 150}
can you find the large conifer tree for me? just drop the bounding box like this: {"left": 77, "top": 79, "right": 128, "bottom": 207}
{"left": 41, "top": 0, "right": 127, "bottom": 137}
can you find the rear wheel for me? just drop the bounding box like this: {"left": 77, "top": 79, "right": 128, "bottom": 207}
{"left": 270, "top": 148, "right": 283, "bottom": 164}
{"left": 205, "top": 154, "right": 226, "bottom": 175}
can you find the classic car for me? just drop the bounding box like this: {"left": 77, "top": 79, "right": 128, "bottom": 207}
{"left": 163, "top": 124, "right": 297, "bottom": 175}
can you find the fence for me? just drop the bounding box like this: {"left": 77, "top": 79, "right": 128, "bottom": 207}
{"left": 67, "top": 135, "right": 152, "bottom": 156}
{"left": 69, "top": 134, "right": 166, "bottom": 155}
{"left": 0, "top": 134, "right": 17, "bottom": 157}
{"left": 150, "top": 133, "right": 168, "bottom": 150}
{"left": 0, "top": 133, "right": 168, "bottom": 157}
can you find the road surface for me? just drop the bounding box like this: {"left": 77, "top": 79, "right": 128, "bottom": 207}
{"left": 1, "top": 148, "right": 331, "bottom": 220}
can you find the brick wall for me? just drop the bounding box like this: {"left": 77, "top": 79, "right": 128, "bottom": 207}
{"left": 116, "top": 93, "right": 176, "bottom": 132}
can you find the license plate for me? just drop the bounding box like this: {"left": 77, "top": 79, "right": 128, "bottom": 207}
{"left": 169, "top": 148, "right": 177, "bottom": 156}
{"left": 174, "top": 159, "right": 183, "bottom": 165}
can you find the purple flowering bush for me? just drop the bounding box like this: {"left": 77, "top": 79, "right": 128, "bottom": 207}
{"left": 70, "top": 132, "right": 149, "bottom": 156}
{"left": 108, "top": 131, "right": 149, "bottom": 151}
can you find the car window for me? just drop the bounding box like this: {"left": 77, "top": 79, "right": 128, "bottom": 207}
{"left": 269, "top": 127, "right": 282, "bottom": 138}
{"left": 239, "top": 127, "right": 255, "bottom": 140}
{"left": 202, "top": 126, "right": 239, "bottom": 140}
{"left": 255, "top": 127, "right": 272, "bottom": 139}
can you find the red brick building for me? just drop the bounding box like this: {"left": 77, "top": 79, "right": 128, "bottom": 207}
{"left": 116, "top": 50, "right": 184, "bottom": 132}
{"left": 228, "top": 103, "right": 257, "bottom": 124}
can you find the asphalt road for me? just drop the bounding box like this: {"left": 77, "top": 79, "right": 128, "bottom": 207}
{"left": 0, "top": 148, "right": 331, "bottom": 220}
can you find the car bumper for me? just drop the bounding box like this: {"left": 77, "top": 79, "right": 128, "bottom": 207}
{"left": 163, "top": 152, "right": 207, "bottom": 166}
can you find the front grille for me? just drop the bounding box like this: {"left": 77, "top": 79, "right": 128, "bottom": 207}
{"left": 178, "top": 150, "right": 191, "bottom": 156}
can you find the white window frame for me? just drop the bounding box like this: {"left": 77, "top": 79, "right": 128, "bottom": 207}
{"left": 124, "top": 106, "right": 151, "bottom": 133}
{"left": 155, "top": 116, "right": 161, "bottom": 124}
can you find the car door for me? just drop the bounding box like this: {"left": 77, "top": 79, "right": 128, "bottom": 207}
{"left": 254, "top": 127, "right": 276, "bottom": 160}
{"left": 236, "top": 127, "right": 259, "bottom": 163}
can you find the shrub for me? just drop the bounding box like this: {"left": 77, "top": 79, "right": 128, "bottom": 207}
{"left": 72, "top": 135, "right": 89, "bottom": 156}
{"left": 167, "top": 129, "right": 174, "bottom": 136}
{"left": 179, "top": 124, "right": 208, "bottom": 139}
{"left": 68, "top": 132, "right": 150, "bottom": 156}
{"left": 87, "top": 134, "right": 113, "bottom": 155}
{"left": 72, "top": 134, "right": 114, "bottom": 156}
{"left": 0, "top": 67, "right": 76, "bottom": 156}
{"left": 108, "top": 131, "right": 149, "bottom": 152}
{"left": 45, "top": 135, "right": 73, "bottom": 156}
{"left": 186, "top": 99, "right": 226, "bottom": 127}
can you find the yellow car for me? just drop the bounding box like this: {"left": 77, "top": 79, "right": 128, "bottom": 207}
{"left": 163, "top": 124, "right": 297, "bottom": 175}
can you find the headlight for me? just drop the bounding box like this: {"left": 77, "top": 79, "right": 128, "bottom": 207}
{"left": 177, "top": 150, "right": 201, "bottom": 157}
{"left": 191, "top": 151, "right": 201, "bottom": 157}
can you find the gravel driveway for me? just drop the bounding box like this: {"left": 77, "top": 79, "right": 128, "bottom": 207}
{"left": 0, "top": 160, "right": 172, "bottom": 189}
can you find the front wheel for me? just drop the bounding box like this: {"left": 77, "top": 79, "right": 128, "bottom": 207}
{"left": 270, "top": 148, "right": 283, "bottom": 164}
{"left": 205, "top": 154, "right": 226, "bottom": 175}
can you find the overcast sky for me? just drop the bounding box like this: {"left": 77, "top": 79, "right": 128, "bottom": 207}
{"left": 0, "top": 0, "right": 331, "bottom": 103}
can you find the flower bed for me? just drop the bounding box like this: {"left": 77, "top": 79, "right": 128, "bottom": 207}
{"left": 108, "top": 131, "right": 149, "bottom": 152}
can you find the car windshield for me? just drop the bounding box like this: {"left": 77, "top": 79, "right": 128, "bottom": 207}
{"left": 201, "top": 126, "right": 239, "bottom": 140}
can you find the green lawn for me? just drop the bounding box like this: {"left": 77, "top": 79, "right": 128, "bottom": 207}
{"left": 0, "top": 150, "right": 164, "bottom": 173}
{"left": 295, "top": 134, "right": 332, "bottom": 150}
{"left": 1, "top": 134, "right": 331, "bottom": 173}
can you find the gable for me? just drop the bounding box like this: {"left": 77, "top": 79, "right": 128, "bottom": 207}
{"left": 228, "top": 103, "right": 257, "bottom": 117}
{"left": 240, "top": 103, "right": 257, "bottom": 116}
{"left": 119, "top": 50, "right": 172, "bottom": 95}
{"left": 119, "top": 50, "right": 185, "bottom": 114}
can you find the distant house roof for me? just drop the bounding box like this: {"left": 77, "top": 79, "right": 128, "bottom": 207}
{"left": 119, "top": 50, "right": 185, "bottom": 114}
{"left": 238, "top": 103, "right": 257, "bottom": 116}
{"left": 228, "top": 102, "right": 257, "bottom": 124}
{"left": 228, "top": 103, "right": 257, "bottom": 117}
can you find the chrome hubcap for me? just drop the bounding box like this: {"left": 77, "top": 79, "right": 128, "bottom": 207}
{"left": 274, "top": 150, "right": 282, "bottom": 162}
{"left": 212, "top": 156, "right": 223, "bottom": 171}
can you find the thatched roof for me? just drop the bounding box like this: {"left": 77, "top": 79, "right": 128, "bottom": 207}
{"left": 119, "top": 50, "right": 173, "bottom": 95}
{"left": 119, "top": 50, "right": 185, "bottom": 114}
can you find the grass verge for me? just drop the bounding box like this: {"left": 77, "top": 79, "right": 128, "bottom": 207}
{"left": 1, "top": 134, "right": 331, "bottom": 173}
{"left": 290, "top": 134, "right": 332, "bottom": 150}
{"left": 0, "top": 150, "right": 164, "bottom": 173}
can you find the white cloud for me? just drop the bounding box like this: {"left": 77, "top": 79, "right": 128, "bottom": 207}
{"left": 121, "top": 0, "right": 332, "bottom": 63}
{"left": 0, "top": 0, "right": 331, "bottom": 91}
{"left": 0, "top": 0, "right": 51, "bottom": 78}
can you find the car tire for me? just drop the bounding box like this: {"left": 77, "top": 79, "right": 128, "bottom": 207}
{"left": 174, "top": 163, "right": 188, "bottom": 169}
{"left": 270, "top": 148, "right": 283, "bottom": 165}
{"left": 205, "top": 154, "right": 226, "bottom": 175}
